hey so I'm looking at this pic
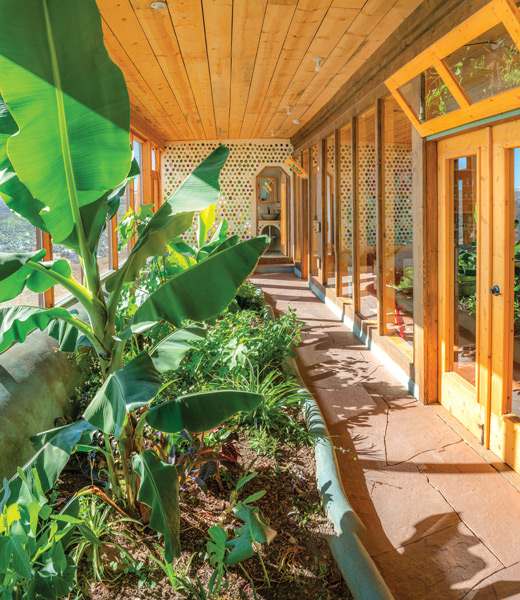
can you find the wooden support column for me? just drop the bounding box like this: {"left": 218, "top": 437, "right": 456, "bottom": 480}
{"left": 142, "top": 139, "right": 152, "bottom": 207}
{"left": 412, "top": 131, "right": 439, "bottom": 405}
{"left": 40, "top": 231, "right": 54, "bottom": 308}
{"left": 306, "top": 150, "right": 313, "bottom": 280}
{"left": 375, "top": 99, "right": 385, "bottom": 335}
{"left": 334, "top": 128, "right": 342, "bottom": 295}
{"left": 352, "top": 117, "right": 360, "bottom": 314}
{"left": 318, "top": 139, "right": 327, "bottom": 286}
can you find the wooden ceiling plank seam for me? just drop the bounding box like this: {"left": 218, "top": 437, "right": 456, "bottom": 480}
{"left": 228, "top": 0, "right": 268, "bottom": 138}
{"left": 101, "top": 19, "right": 181, "bottom": 140}
{"left": 168, "top": 0, "right": 217, "bottom": 139}
{"left": 98, "top": 0, "right": 192, "bottom": 139}
{"left": 239, "top": 1, "right": 298, "bottom": 138}
{"left": 250, "top": 0, "right": 333, "bottom": 139}
{"left": 259, "top": 4, "right": 362, "bottom": 138}
{"left": 227, "top": 0, "right": 234, "bottom": 139}
{"left": 128, "top": 89, "right": 171, "bottom": 143}
{"left": 129, "top": 0, "right": 205, "bottom": 139}
{"left": 201, "top": 0, "right": 231, "bottom": 138}
{"left": 283, "top": 0, "right": 419, "bottom": 137}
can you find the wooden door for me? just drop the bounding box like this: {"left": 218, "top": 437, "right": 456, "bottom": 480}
{"left": 488, "top": 121, "right": 520, "bottom": 469}
{"left": 280, "top": 173, "right": 288, "bottom": 255}
{"left": 438, "top": 129, "right": 491, "bottom": 443}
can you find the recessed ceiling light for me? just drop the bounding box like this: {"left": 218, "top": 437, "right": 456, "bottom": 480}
{"left": 293, "top": 119, "right": 300, "bottom": 124}
{"left": 151, "top": 1, "right": 167, "bottom": 10}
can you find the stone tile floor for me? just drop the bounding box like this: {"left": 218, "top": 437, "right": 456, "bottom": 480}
{"left": 252, "top": 272, "right": 520, "bottom": 600}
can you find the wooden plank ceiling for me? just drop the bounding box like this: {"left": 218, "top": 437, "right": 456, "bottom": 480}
{"left": 97, "top": 0, "right": 424, "bottom": 142}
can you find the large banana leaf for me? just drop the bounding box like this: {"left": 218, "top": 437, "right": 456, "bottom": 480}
{"left": 121, "top": 235, "right": 269, "bottom": 337}
{"left": 132, "top": 450, "right": 180, "bottom": 560}
{"left": 145, "top": 391, "right": 262, "bottom": 434}
{"left": 149, "top": 324, "right": 207, "bottom": 374}
{"left": 106, "top": 145, "right": 230, "bottom": 293}
{"left": 0, "top": 0, "right": 132, "bottom": 244}
{"left": 197, "top": 205, "right": 216, "bottom": 249}
{"left": 0, "top": 306, "right": 91, "bottom": 353}
{"left": 83, "top": 352, "right": 161, "bottom": 439}
{"left": 7, "top": 420, "right": 96, "bottom": 502}
{"left": 0, "top": 250, "right": 76, "bottom": 303}
{"left": 0, "top": 96, "right": 47, "bottom": 231}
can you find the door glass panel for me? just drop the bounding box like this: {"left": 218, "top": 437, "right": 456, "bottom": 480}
{"left": 383, "top": 96, "right": 414, "bottom": 345}
{"left": 452, "top": 155, "right": 478, "bottom": 384}
{"left": 310, "top": 145, "right": 319, "bottom": 277}
{"left": 339, "top": 124, "right": 353, "bottom": 299}
{"left": 512, "top": 148, "right": 520, "bottom": 415}
{"left": 357, "top": 108, "right": 378, "bottom": 319}
{"left": 445, "top": 23, "right": 520, "bottom": 104}
{"left": 325, "top": 135, "right": 336, "bottom": 287}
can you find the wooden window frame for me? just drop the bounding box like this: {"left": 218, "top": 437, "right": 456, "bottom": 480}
{"left": 385, "top": 0, "right": 520, "bottom": 137}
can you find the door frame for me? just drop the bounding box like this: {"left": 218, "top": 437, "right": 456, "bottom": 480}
{"left": 437, "top": 128, "right": 492, "bottom": 444}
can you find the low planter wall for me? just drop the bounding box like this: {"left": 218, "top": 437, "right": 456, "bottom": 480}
{"left": 0, "top": 331, "right": 82, "bottom": 481}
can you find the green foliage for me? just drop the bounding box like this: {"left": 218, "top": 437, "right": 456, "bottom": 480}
{"left": 0, "top": 471, "right": 79, "bottom": 600}
{"left": 69, "top": 495, "right": 139, "bottom": 582}
{"left": 116, "top": 203, "right": 155, "bottom": 252}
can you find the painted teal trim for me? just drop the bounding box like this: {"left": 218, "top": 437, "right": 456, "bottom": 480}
{"left": 426, "top": 108, "right": 520, "bottom": 141}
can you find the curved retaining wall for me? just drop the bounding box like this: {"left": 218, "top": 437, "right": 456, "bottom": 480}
{"left": 0, "top": 332, "right": 81, "bottom": 481}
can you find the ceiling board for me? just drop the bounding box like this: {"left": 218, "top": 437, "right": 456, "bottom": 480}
{"left": 97, "top": 0, "right": 424, "bottom": 141}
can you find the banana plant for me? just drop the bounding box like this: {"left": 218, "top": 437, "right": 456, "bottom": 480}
{"left": 0, "top": 0, "right": 268, "bottom": 377}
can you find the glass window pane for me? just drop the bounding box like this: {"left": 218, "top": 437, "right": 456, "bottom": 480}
{"left": 310, "top": 144, "right": 319, "bottom": 277}
{"left": 133, "top": 139, "right": 144, "bottom": 208}
{"left": 383, "top": 97, "right": 414, "bottom": 345}
{"left": 452, "top": 155, "right": 477, "bottom": 385}
{"left": 0, "top": 199, "right": 39, "bottom": 307}
{"left": 512, "top": 148, "right": 520, "bottom": 415}
{"left": 357, "top": 108, "right": 378, "bottom": 320}
{"left": 117, "top": 186, "right": 131, "bottom": 266}
{"left": 445, "top": 22, "right": 520, "bottom": 104}
{"left": 97, "top": 227, "right": 110, "bottom": 276}
{"left": 294, "top": 154, "right": 302, "bottom": 263}
{"left": 339, "top": 124, "right": 353, "bottom": 299}
{"left": 325, "top": 135, "right": 336, "bottom": 287}
{"left": 398, "top": 66, "right": 460, "bottom": 123}
{"left": 53, "top": 244, "right": 82, "bottom": 305}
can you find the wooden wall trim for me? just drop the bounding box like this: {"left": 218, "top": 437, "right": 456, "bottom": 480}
{"left": 291, "top": 0, "right": 504, "bottom": 152}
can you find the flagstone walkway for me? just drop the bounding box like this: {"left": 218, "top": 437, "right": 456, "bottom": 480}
{"left": 252, "top": 272, "right": 520, "bottom": 600}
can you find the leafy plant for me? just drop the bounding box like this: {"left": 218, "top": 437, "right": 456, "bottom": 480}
{"left": 0, "top": 0, "right": 268, "bottom": 379}
{"left": 116, "top": 203, "right": 155, "bottom": 251}
{"left": 69, "top": 495, "right": 140, "bottom": 582}
{"left": 0, "top": 470, "right": 79, "bottom": 600}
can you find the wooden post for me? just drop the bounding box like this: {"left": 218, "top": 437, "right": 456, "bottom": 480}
{"left": 142, "top": 139, "right": 152, "bottom": 207}
{"left": 334, "top": 128, "right": 342, "bottom": 295}
{"left": 352, "top": 117, "right": 360, "bottom": 315}
{"left": 376, "top": 99, "right": 385, "bottom": 335}
{"left": 412, "top": 131, "right": 439, "bottom": 405}
{"left": 318, "top": 139, "right": 327, "bottom": 285}
{"left": 40, "top": 231, "right": 54, "bottom": 308}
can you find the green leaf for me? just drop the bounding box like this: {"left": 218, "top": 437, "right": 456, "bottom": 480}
{"left": 33, "top": 543, "right": 76, "bottom": 599}
{"left": 83, "top": 352, "right": 161, "bottom": 438}
{"left": 7, "top": 420, "right": 96, "bottom": 502}
{"left": 0, "top": 250, "right": 45, "bottom": 302}
{"left": 0, "top": 96, "right": 47, "bottom": 231}
{"left": 132, "top": 450, "right": 180, "bottom": 561}
{"left": 197, "top": 204, "right": 216, "bottom": 249}
{"left": 146, "top": 390, "right": 262, "bottom": 434}
{"left": 7, "top": 534, "right": 31, "bottom": 579}
{"left": 121, "top": 236, "right": 269, "bottom": 337}
{"left": 207, "top": 525, "right": 227, "bottom": 567}
{"left": 0, "top": 0, "right": 132, "bottom": 243}
{"left": 106, "top": 145, "right": 230, "bottom": 293}
{"left": 149, "top": 324, "right": 206, "bottom": 374}
{"left": 225, "top": 502, "right": 276, "bottom": 566}
{"left": 0, "top": 306, "right": 90, "bottom": 353}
